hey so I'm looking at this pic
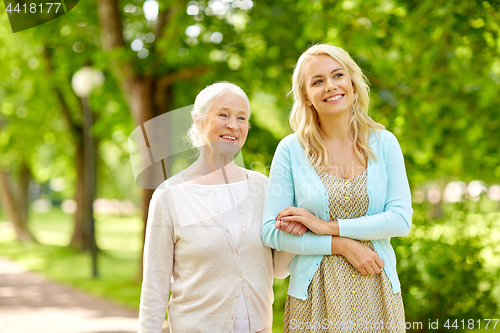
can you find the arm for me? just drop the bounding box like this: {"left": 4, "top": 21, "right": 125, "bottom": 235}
{"left": 276, "top": 134, "right": 412, "bottom": 240}
{"left": 338, "top": 133, "right": 413, "bottom": 240}
{"left": 261, "top": 138, "right": 333, "bottom": 255}
{"left": 275, "top": 210, "right": 385, "bottom": 275}
{"left": 138, "top": 197, "right": 174, "bottom": 333}
{"left": 272, "top": 249, "right": 295, "bottom": 279}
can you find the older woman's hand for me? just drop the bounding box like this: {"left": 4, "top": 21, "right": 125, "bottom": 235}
{"left": 275, "top": 218, "right": 308, "bottom": 236}
{"left": 276, "top": 206, "right": 339, "bottom": 236}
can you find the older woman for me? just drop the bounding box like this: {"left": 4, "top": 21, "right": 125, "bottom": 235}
{"left": 138, "top": 82, "right": 293, "bottom": 333}
{"left": 261, "top": 44, "right": 412, "bottom": 332}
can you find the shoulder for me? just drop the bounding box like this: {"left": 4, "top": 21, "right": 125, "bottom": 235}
{"left": 370, "top": 128, "right": 396, "bottom": 142}
{"left": 276, "top": 133, "right": 299, "bottom": 150}
{"left": 275, "top": 133, "right": 306, "bottom": 158}
{"left": 150, "top": 172, "right": 185, "bottom": 204}
{"left": 369, "top": 129, "right": 400, "bottom": 150}
{"left": 246, "top": 169, "right": 268, "bottom": 185}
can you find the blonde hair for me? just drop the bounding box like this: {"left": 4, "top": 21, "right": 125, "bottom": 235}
{"left": 186, "top": 81, "right": 250, "bottom": 150}
{"left": 289, "top": 44, "right": 385, "bottom": 173}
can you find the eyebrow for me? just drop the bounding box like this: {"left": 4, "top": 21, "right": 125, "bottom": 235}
{"left": 219, "top": 107, "right": 248, "bottom": 114}
{"left": 310, "top": 68, "right": 344, "bottom": 80}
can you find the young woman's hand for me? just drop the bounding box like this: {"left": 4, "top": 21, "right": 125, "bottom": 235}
{"left": 336, "top": 238, "right": 385, "bottom": 275}
{"left": 276, "top": 206, "right": 339, "bottom": 236}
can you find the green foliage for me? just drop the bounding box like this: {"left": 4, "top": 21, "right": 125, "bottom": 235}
{"left": 392, "top": 202, "right": 500, "bottom": 332}
{"left": 1, "top": 1, "right": 500, "bottom": 330}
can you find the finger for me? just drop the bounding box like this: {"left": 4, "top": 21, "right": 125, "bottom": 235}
{"left": 275, "top": 208, "right": 289, "bottom": 221}
{"left": 367, "top": 266, "right": 376, "bottom": 275}
{"left": 298, "top": 226, "right": 307, "bottom": 236}
{"left": 281, "top": 216, "right": 303, "bottom": 224}
{"left": 371, "top": 265, "right": 380, "bottom": 274}
{"left": 376, "top": 257, "right": 385, "bottom": 269}
{"left": 278, "top": 220, "right": 290, "bottom": 232}
{"left": 278, "top": 207, "right": 299, "bottom": 220}
{"left": 284, "top": 221, "right": 297, "bottom": 234}
{"left": 275, "top": 209, "right": 288, "bottom": 221}
{"left": 275, "top": 219, "right": 281, "bottom": 229}
{"left": 290, "top": 222, "right": 304, "bottom": 236}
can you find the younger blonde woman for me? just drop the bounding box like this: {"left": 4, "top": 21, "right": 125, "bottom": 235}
{"left": 261, "top": 44, "right": 412, "bottom": 332}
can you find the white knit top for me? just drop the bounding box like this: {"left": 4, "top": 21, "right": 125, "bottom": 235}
{"left": 138, "top": 169, "right": 294, "bottom": 333}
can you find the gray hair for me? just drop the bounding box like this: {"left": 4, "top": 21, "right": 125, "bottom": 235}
{"left": 186, "top": 82, "right": 250, "bottom": 149}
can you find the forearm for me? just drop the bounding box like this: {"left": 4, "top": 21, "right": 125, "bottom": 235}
{"left": 262, "top": 218, "right": 332, "bottom": 255}
{"left": 139, "top": 199, "right": 173, "bottom": 332}
{"left": 331, "top": 236, "right": 354, "bottom": 255}
{"left": 339, "top": 133, "right": 413, "bottom": 240}
{"left": 321, "top": 219, "right": 339, "bottom": 236}
{"left": 338, "top": 210, "right": 411, "bottom": 240}
{"left": 276, "top": 212, "right": 340, "bottom": 236}
{"left": 272, "top": 249, "right": 296, "bottom": 279}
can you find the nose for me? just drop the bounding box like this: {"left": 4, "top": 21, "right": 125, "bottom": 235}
{"left": 226, "top": 117, "right": 237, "bottom": 130}
{"left": 325, "top": 78, "right": 337, "bottom": 92}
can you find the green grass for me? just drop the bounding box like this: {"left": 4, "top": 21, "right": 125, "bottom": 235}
{"left": 0, "top": 208, "right": 143, "bottom": 310}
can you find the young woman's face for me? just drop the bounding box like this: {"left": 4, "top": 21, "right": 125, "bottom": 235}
{"left": 303, "top": 55, "right": 355, "bottom": 118}
{"left": 197, "top": 93, "right": 249, "bottom": 155}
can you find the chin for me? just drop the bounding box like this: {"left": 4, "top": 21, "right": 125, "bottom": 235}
{"left": 212, "top": 141, "right": 242, "bottom": 156}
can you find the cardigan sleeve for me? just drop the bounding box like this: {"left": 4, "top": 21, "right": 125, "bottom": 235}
{"left": 138, "top": 194, "right": 174, "bottom": 333}
{"left": 261, "top": 138, "right": 333, "bottom": 255}
{"left": 338, "top": 132, "right": 413, "bottom": 240}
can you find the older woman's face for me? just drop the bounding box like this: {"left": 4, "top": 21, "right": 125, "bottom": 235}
{"left": 303, "top": 55, "right": 355, "bottom": 119}
{"left": 199, "top": 93, "right": 250, "bottom": 153}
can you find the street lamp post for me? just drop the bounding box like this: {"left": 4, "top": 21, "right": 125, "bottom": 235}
{"left": 71, "top": 67, "right": 104, "bottom": 278}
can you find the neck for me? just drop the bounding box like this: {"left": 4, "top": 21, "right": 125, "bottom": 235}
{"left": 198, "top": 145, "right": 238, "bottom": 171}
{"left": 318, "top": 110, "right": 351, "bottom": 143}
{"left": 184, "top": 145, "right": 243, "bottom": 184}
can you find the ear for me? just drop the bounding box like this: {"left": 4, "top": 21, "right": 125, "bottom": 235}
{"left": 304, "top": 94, "right": 312, "bottom": 107}
{"left": 194, "top": 115, "right": 202, "bottom": 132}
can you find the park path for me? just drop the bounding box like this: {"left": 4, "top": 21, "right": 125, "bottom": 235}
{"left": 0, "top": 257, "right": 169, "bottom": 333}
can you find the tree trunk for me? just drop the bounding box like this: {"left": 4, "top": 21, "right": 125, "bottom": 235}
{"left": 70, "top": 142, "right": 85, "bottom": 248}
{"left": 81, "top": 97, "right": 99, "bottom": 277}
{"left": 97, "top": 0, "right": 205, "bottom": 280}
{"left": 131, "top": 78, "right": 172, "bottom": 280}
{"left": 0, "top": 162, "right": 36, "bottom": 243}
{"left": 42, "top": 45, "right": 89, "bottom": 251}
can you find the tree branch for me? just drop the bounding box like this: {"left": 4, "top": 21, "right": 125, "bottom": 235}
{"left": 155, "top": 5, "right": 179, "bottom": 42}
{"left": 98, "top": 0, "right": 125, "bottom": 50}
{"left": 42, "top": 46, "right": 83, "bottom": 140}
{"left": 98, "top": 0, "right": 136, "bottom": 92}
{"left": 158, "top": 66, "right": 212, "bottom": 89}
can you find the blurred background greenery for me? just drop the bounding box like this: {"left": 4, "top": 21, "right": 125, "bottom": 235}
{"left": 0, "top": 0, "right": 499, "bottom": 332}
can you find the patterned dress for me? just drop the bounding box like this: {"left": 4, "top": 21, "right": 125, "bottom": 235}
{"left": 283, "top": 170, "right": 406, "bottom": 332}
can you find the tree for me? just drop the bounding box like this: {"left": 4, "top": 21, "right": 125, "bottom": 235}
{"left": 96, "top": 0, "right": 268, "bottom": 275}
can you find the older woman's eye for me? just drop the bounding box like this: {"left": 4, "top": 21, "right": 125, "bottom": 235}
{"left": 219, "top": 113, "right": 228, "bottom": 118}
{"left": 238, "top": 116, "right": 246, "bottom": 121}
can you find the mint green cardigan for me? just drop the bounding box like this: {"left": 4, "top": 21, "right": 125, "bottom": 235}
{"left": 261, "top": 130, "right": 413, "bottom": 300}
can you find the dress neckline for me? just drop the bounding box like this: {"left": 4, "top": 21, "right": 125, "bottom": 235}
{"left": 321, "top": 169, "right": 367, "bottom": 181}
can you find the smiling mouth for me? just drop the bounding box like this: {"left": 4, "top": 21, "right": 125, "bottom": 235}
{"left": 220, "top": 135, "right": 237, "bottom": 141}
{"left": 324, "top": 94, "right": 344, "bottom": 102}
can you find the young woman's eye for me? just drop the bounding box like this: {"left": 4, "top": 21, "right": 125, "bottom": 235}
{"left": 313, "top": 79, "right": 323, "bottom": 86}
{"left": 334, "top": 73, "right": 343, "bottom": 78}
